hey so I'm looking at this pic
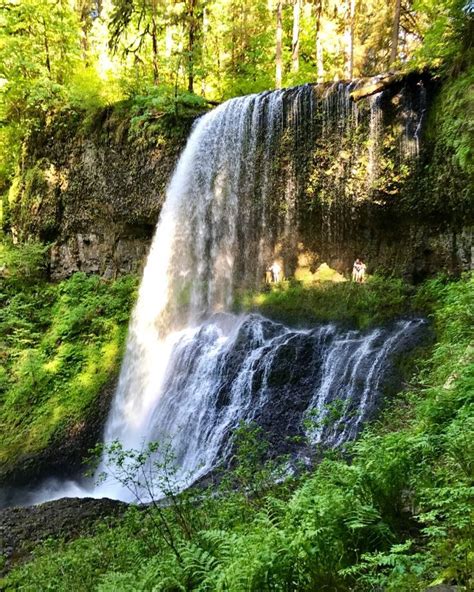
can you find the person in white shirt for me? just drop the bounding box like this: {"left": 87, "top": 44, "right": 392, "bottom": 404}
{"left": 269, "top": 261, "right": 282, "bottom": 283}
{"left": 352, "top": 258, "right": 366, "bottom": 283}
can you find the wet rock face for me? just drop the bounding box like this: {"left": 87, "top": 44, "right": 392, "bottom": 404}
{"left": 49, "top": 232, "right": 151, "bottom": 279}
{"left": 0, "top": 497, "right": 128, "bottom": 575}
{"left": 216, "top": 316, "right": 429, "bottom": 458}
{"left": 10, "top": 110, "right": 196, "bottom": 280}
{"left": 143, "top": 314, "right": 431, "bottom": 482}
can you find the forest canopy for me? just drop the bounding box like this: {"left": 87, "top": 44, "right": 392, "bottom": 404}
{"left": 0, "top": 0, "right": 472, "bottom": 191}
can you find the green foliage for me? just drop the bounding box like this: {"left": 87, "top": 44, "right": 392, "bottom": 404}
{"left": 235, "top": 274, "right": 419, "bottom": 329}
{"left": 130, "top": 86, "right": 207, "bottom": 116}
{"left": 66, "top": 66, "right": 118, "bottom": 111}
{"left": 0, "top": 265, "right": 138, "bottom": 474}
{"left": 0, "top": 0, "right": 470, "bottom": 199}
{"left": 0, "top": 0, "right": 80, "bottom": 122}
{"left": 127, "top": 85, "right": 207, "bottom": 142}
{"left": 427, "top": 64, "right": 474, "bottom": 179}
{"left": 409, "top": 0, "right": 473, "bottom": 72}
{"left": 3, "top": 274, "right": 472, "bottom": 591}
{"left": 0, "top": 239, "right": 49, "bottom": 283}
{"left": 0, "top": 0, "right": 75, "bottom": 189}
{"left": 0, "top": 3, "right": 470, "bottom": 585}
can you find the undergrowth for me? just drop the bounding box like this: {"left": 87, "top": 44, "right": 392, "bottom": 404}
{"left": 82, "top": 86, "right": 207, "bottom": 146}
{"left": 0, "top": 240, "right": 138, "bottom": 475}
{"left": 2, "top": 273, "right": 472, "bottom": 591}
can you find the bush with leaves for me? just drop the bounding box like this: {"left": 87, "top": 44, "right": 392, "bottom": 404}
{"left": 0, "top": 239, "right": 49, "bottom": 284}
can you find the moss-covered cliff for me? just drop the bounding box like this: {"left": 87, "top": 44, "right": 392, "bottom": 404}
{"left": 0, "top": 253, "right": 138, "bottom": 492}
{"left": 0, "top": 74, "right": 471, "bottom": 490}
{"left": 288, "top": 71, "right": 473, "bottom": 280}
{"left": 3, "top": 102, "right": 201, "bottom": 280}
{"left": 3, "top": 72, "right": 472, "bottom": 283}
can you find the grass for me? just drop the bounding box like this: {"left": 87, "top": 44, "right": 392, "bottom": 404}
{"left": 234, "top": 273, "right": 432, "bottom": 330}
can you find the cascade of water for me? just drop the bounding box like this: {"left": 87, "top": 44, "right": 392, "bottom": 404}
{"left": 93, "top": 314, "right": 426, "bottom": 500}
{"left": 367, "top": 92, "right": 383, "bottom": 190}
{"left": 22, "top": 81, "right": 429, "bottom": 506}
{"left": 401, "top": 80, "right": 427, "bottom": 159}
{"left": 258, "top": 90, "right": 284, "bottom": 276}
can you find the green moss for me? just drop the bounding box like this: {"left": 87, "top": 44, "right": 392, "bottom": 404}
{"left": 427, "top": 66, "right": 474, "bottom": 179}
{"left": 234, "top": 275, "right": 423, "bottom": 330}
{"left": 0, "top": 267, "right": 138, "bottom": 474}
{"left": 80, "top": 86, "right": 207, "bottom": 148}
{"left": 400, "top": 66, "right": 474, "bottom": 219}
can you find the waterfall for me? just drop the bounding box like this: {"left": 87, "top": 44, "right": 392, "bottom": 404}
{"left": 27, "top": 81, "right": 428, "bottom": 505}
{"left": 367, "top": 92, "right": 383, "bottom": 189}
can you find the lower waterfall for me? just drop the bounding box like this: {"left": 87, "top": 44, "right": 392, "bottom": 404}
{"left": 101, "top": 314, "right": 424, "bottom": 500}
{"left": 28, "top": 83, "right": 428, "bottom": 505}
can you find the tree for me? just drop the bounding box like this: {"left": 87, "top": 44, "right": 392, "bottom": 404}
{"left": 291, "top": 0, "right": 301, "bottom": 72}
{"left": 208, "top": 0, "right": 274, "bottom": 97}
{"left": 179, "top": 0, "right": 205, "bottom": 93}
{"left": 313, "top": 0, "right": 325, "bottom": 82}
{"left": 389, "top": 0, "right": 402, "bottom": 67}
{"left": 74, "top": 0, "right": 102, "bottom": 61}
{"left": 346, "top": 0, "right": 356, "bottom": 78}
{"left": 0, "top": 0, "right": 466, "bottom": 127}
{"left": 109, "top": 0, "right": 164, "bottom": 85}
{"left": 275, "top": 0, "right": 283, "bottom": 88}
{"left": 0, "top": 0, "right": 80, "bottom": 123}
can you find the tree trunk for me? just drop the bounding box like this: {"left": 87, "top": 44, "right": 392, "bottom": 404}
{"left": 231, "top": 3, "right": 237, "bottom": 75}
{"left": 76, "top": 0, "right": 91, "bottom": 64}
{"left": 151, "top": 0, "right": 159, "bottom": 85}
{"left": 314, "top": 0, "right": 324, "bottom": 82}
{"left": 349, "top": 72, "right": 402, "bottom": 101}
{"left": 42, "top": 17, "right": 52, "bottom": 77}
{"left": 165, "top": 26, "right": 173, "bottom": 59}
{"left": 187, "top": 0, "right": 197, "bottom": 93}
{"left": 390, "top": 0, "right": 402, "bottom": 67}
{"left": 275, "top": 0, "right": 283, "bottom": 88}
{"left": 345, "top": 0, "right": 356, "bottom": 79}
{"left": 291, "top": 0, "right": 301, "bottom": 73}
{"left": 200, "top": 6, "right": 208, "bottom": 95}
{"left": 316, "top": 39, "right": 324, "bottom": 82}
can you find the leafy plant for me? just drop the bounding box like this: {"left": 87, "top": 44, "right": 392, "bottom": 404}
{"left": 0, "top": 239, "right": 49, "bottom": 283}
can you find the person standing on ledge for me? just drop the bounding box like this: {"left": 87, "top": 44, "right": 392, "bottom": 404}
{"left": 269, "top": 261, "right": 282, "bottom": 283}
{"left": 352, "top": 258, "right": 367, "bottom": 283}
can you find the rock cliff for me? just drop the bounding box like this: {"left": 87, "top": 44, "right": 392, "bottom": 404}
{"left": 4, "top": 74, "right": 473, "bottom": 282}
{"left": 5, "top": 106, "right": 196, "bottom": 279}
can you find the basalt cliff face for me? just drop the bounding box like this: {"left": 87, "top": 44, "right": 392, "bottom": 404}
{"left": 6, "top": 107, "right": 196, "bottom": 279}
{"left": 5, "top": 73, "right": 473, "bottom": 282}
